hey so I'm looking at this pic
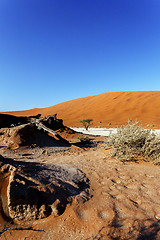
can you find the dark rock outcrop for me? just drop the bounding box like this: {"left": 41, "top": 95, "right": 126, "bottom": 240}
{"left": 0, "top": 114, "right": 29, "bottom": 128}
{"left": 0, "top": 123, "right": 70, "bottom": 148}
{"left": 0, "top": 113, "right": 64, "bottom": 130}
{"left": 0, "top": 113, "right": 72, "bottom": 148}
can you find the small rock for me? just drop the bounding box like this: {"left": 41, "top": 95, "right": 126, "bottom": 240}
{"left": 155, "top": 214, "right": 160, "bottom": 220}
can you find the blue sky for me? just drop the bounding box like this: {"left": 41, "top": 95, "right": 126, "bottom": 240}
{"left": 0, "top": 0, "right": 160, "bottom": 111}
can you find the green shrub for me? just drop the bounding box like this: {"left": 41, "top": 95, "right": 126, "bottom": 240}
{"left": 109, "top": 120, "right": 160, "bottom": 164}
{"left": 147, "top": 124, "right": 155, "bottom": 128}
{"left": 80, "top": 119, "right": 93, "bottom": 130}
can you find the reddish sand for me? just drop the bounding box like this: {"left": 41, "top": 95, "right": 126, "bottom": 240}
{"left": 1, "top": 146, "right": 160, "bottom": 240}
{"left": 2, "top": 91, "right": 160, "bottom": 128}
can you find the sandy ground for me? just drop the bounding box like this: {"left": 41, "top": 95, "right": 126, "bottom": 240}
{"left": 1, "top": 138, "right": 160, "bottom": 240}
{"left": 2, "top": 91, "right": 160, "bottom": 128}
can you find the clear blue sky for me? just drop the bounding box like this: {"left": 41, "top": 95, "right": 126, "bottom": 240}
{"left": 0, "top": 0, "right": 160, "bottom": 111}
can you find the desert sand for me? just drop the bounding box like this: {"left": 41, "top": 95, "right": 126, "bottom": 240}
{"left": 1, "top": 140, "right": 160, "bottom": 240}
{"left": 2, "top": 91, "right": 160, "bottom": 128}
{"left": 0, "top": 91, "right": 160, "bottom": 240}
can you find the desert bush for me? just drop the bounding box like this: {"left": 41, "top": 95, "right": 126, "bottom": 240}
{"left": 109, "top": 120, "right": 160, "bottom": 164}
{"left": 80, "top": 119, "right": 93, "bottom": 130}
{"left": 79, "top": 134, "right": 91, "bottom": 143}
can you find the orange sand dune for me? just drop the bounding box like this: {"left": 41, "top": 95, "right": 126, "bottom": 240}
{"left": 2, "top": 91, "right": 160, "bottom": 128}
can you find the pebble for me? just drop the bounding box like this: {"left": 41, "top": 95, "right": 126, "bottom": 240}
{"left": 155, "top": 214, "right": 160, "bottom": 220}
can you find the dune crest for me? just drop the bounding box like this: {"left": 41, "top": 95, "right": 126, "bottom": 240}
{"left": 2, "top": 91, "right": 160, "bottom": 128}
